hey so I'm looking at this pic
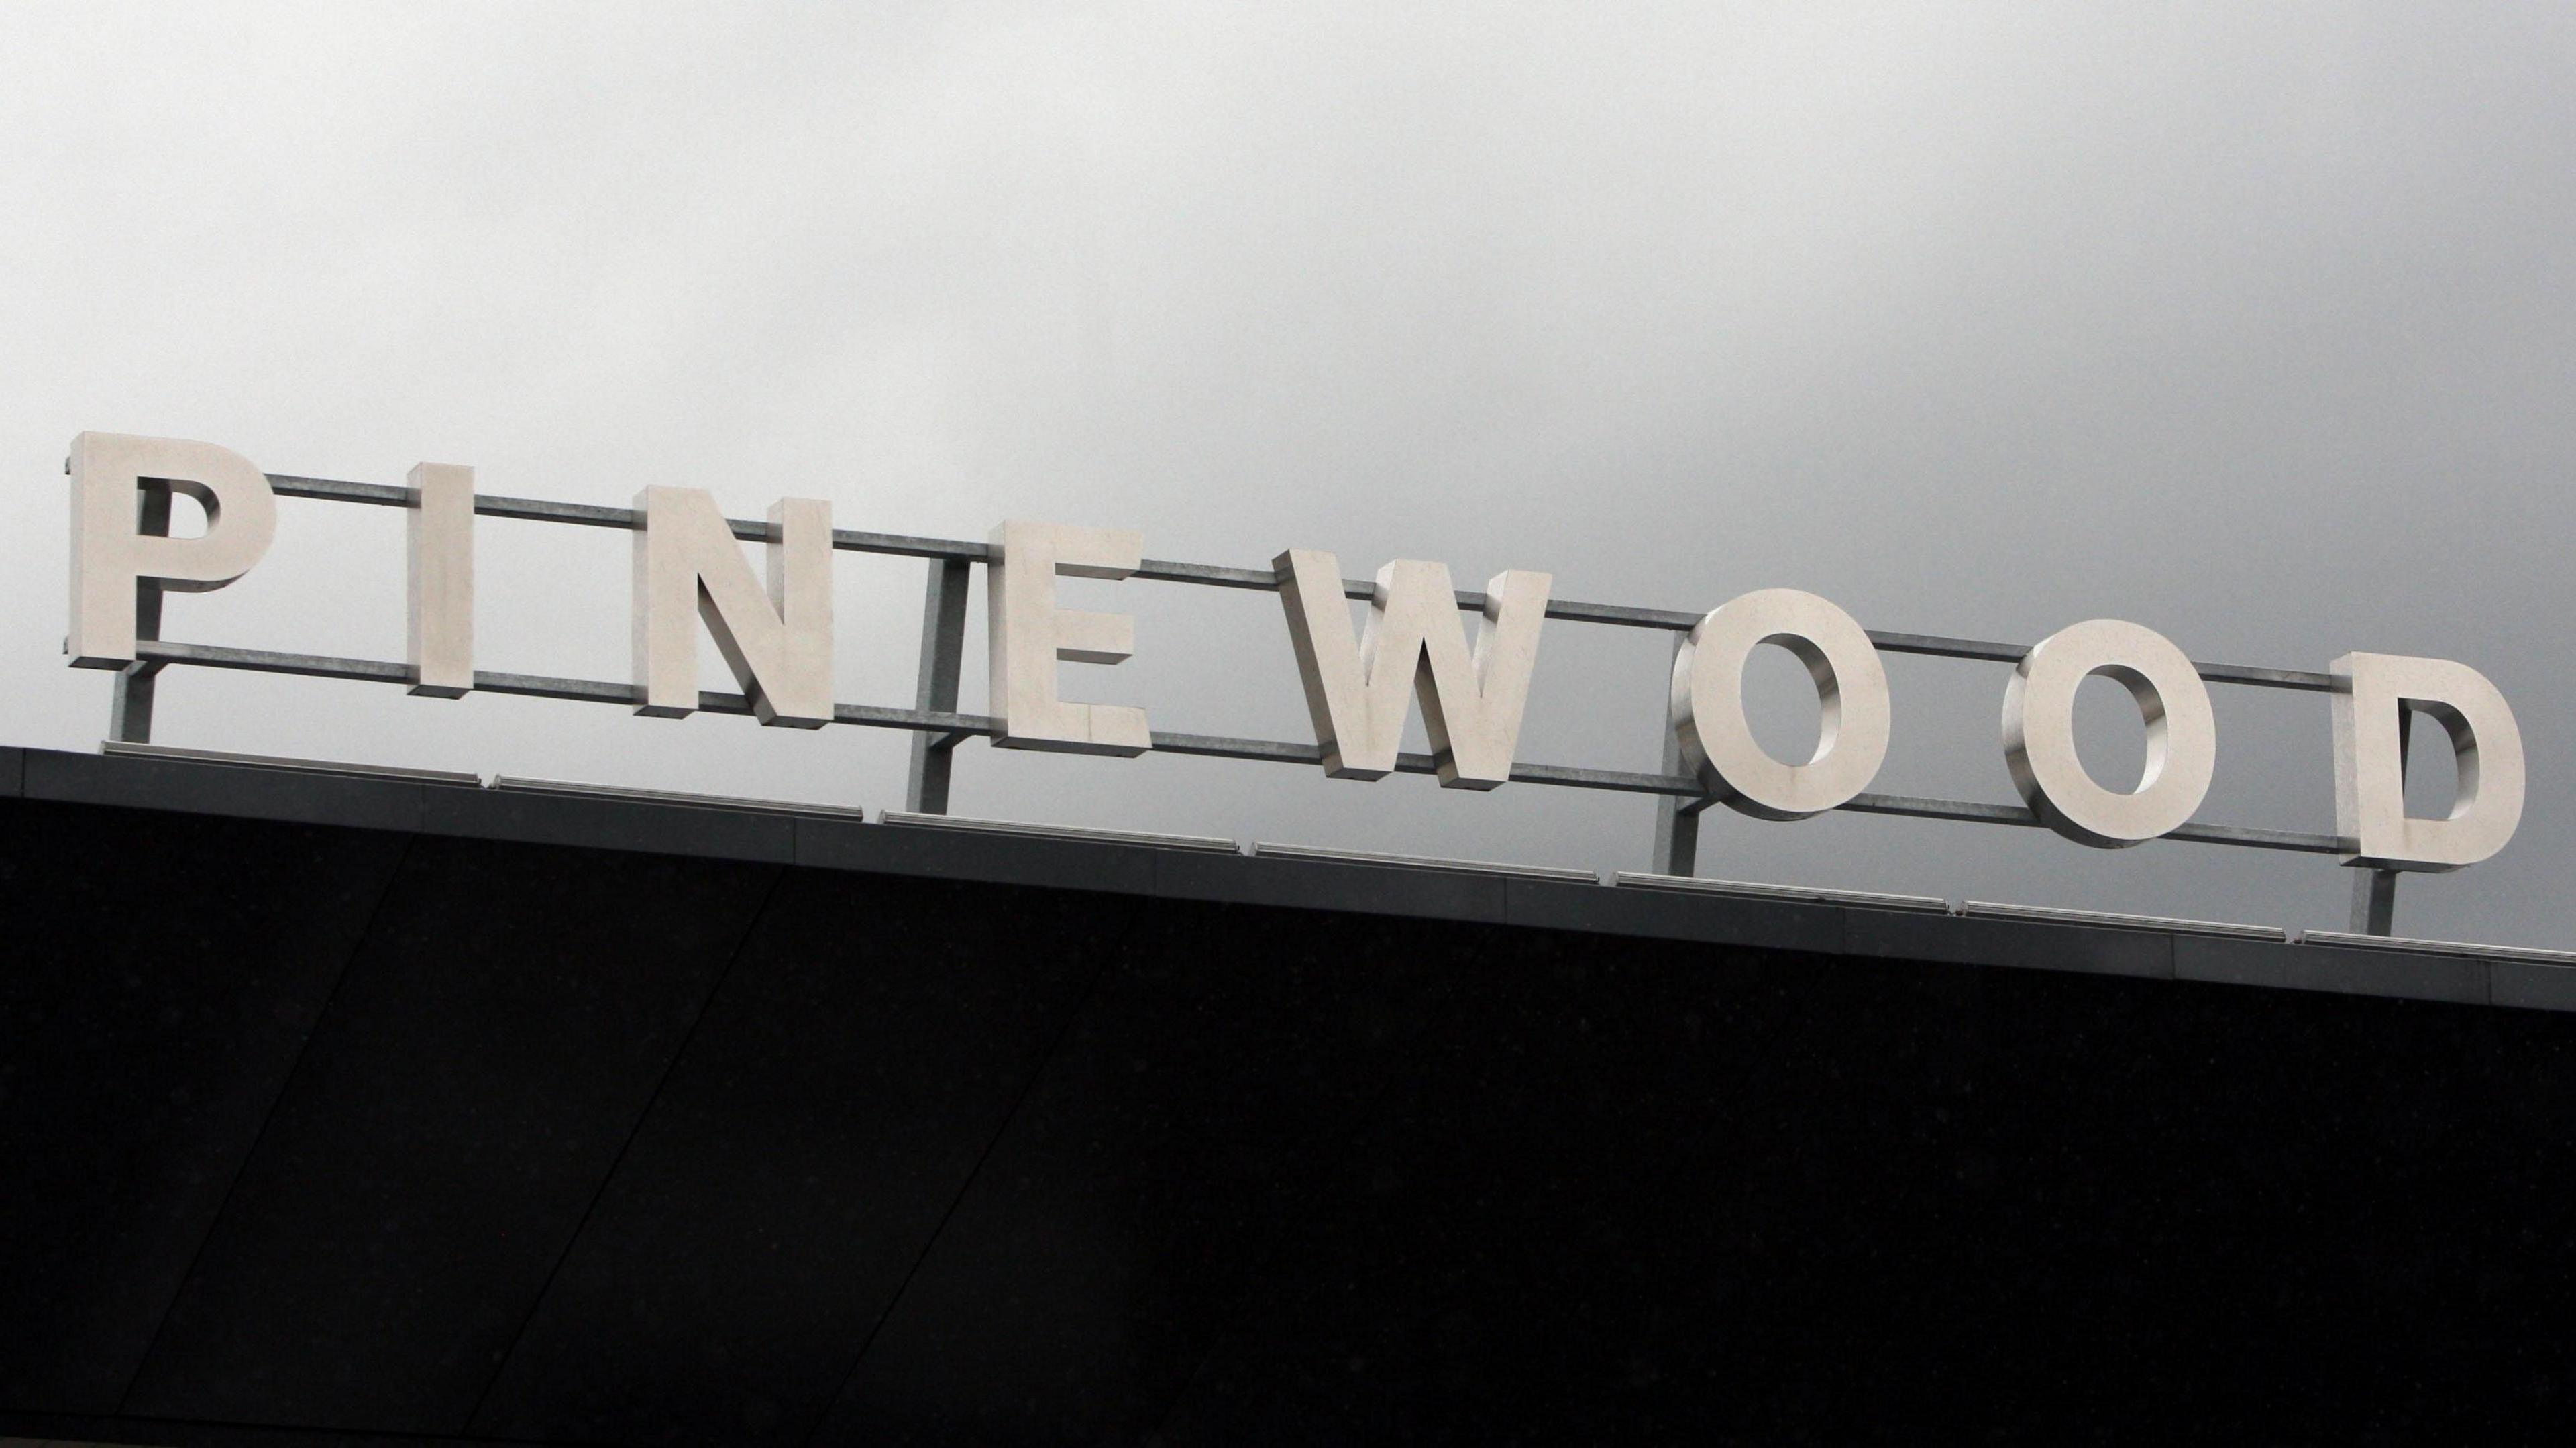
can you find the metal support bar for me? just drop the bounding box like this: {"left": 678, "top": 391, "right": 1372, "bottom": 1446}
{"left": 1652, "top": 633, "right": 1701, "bottom": 876}
{"left": 108, "top": 483, "right": 173, "bottom": 743}
{"left": 109, "top": 661, "right": 164, "bottom": 744}
{"left": 260, "top": 473, "right": 2341, "bottom": 692}
{"left": 2346, "top": 707, "right": 2412, "bottom": 935}
{"left": 904, "top": 557, "right": 972, "bottom": 813}
{"left": 125, "top": 637, "right": 2347, "bottom": 857}
{"left": 2349, "top": 869, "right": 2400, "bottom": 935}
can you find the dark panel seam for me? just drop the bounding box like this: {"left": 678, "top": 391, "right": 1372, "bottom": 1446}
{"left": 791, "top": 899, "right": 1140, "bottom": 1447}
{"left": 114, "top": 830, "right": 423, "bottom": 1415}
{"left": 457, "top": 860, "right": 794, "bottom": 1435}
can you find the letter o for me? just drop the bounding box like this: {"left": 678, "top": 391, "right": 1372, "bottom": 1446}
{"left": 1672, "top": 588, "right": 1891, "bottom": 821}
{"left": 2002, "top": 619, "right": 2216, "bottom": 848}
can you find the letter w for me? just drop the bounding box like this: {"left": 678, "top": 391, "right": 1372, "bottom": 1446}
{"left": 1273, "top": 549, "right": 1551, "bottom": 789}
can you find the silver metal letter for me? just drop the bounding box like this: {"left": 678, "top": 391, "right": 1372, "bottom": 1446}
{"left": 987, "top": 520, "right": 1150, "bottom": 755}
{"left": 2331, "top": 651, "right": 2524, "bottom": 871}
{"left": 631, "top": 486, "right": 833, "bottom": 726}
{"left": 1274, "top": 550, "right": 1551, "bottom": 789}
{"left": 67, "top": 432, "right": 277, "bottom": 667}
{"left": 2002, "top": 618, "right": 2217, "bottom": 848}
{"left": 406, "top": 462, "right": 474, "bottom": 697}
{"left": 1670, "top": 588, "right": 1890, "bottom": 820}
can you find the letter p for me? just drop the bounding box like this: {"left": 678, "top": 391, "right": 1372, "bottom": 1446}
{"left": 68, "top": 432, "right": 277, "bottom": 667}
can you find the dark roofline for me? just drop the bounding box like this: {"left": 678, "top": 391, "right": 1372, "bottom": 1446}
{"left": 9, "top": 743, "right": 2571, "bottom": 1015}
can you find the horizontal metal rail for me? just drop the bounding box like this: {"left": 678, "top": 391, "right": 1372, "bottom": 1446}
{"left": 266, "top": 474, "right": 2338, "bottom": 691}
{"left": 130, "top": 639, "right": 2346, "bottom": 856}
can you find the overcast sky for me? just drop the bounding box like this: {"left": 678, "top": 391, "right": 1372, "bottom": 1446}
{"left": 3, "top": 1, "right": 2568, "bottom": 946}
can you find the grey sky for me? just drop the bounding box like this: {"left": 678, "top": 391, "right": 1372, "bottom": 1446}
{"left": 3, "top": 2, "right": 2568, "bottom": 944}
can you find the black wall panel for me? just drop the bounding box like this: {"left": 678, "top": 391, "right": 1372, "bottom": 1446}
{"left": 810, "top": 904, "right": 1476, "bottom": 1444}
{"left": 0, "top": 800, "right": 405, "bottom": 1412}
{"left": 5, "top": 773, "right": 2576, "bottom": 1445}
{"left": 1148, "top": 934, "right": 1880, "bottom": 1443}
{"left": 120, "top": 836, "right": 777, "bottom": 1432}
{"left": 470, "top": 870, "right": 1130, "bottom": 1447}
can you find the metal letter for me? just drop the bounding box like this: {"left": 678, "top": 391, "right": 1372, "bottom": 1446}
{"left": 631, "top": 486, "right": 833, "bottom": 726}
{"left": 1274, "top": 550, "right": 1551, "bottom": 789}
{"left": 2002, "top": 619, "right": 2217, "bottom": 848}
{"left": 406, "top": 463, "right": 474, "bottom": 697}
{"left": 1671, "top": 588, "right": 1890, "bottom": 820}
{"left": 68, "top": 432, "right": 277, "bottom": 667}
{"left": 987, "top": 520, "right": 1150, "bottom": 755}
{"left": 2330, "top": 651, "right": 2524, "bottom": 871}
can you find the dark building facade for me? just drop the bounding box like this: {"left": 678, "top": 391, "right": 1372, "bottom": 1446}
{"left": 3, "top": 745, "right": 2573, "bottom": 1444}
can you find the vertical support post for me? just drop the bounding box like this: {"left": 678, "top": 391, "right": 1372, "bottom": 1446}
{"left": 905, "top": 557, "right": 972, "bottom": 813}
{"left": 107, "top": 482, "right": 172, "bottom": 744}
{"left": 2349, "top": 869, "right": 2400, "bottom": 936}
{"left": 2346, "top": 706, "right": 2410, "bottom": 935}
{"left": 1652, "top": 631, "right": 1699, "bottom": 877}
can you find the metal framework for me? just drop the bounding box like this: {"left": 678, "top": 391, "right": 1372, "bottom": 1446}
{"left": 107, "top": 473, "right": 2409, "bottom": 928}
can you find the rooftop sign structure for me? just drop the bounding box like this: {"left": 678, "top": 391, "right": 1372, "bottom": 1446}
{"left": 62, "top": 432, "right": 2527, "bottom": 936}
